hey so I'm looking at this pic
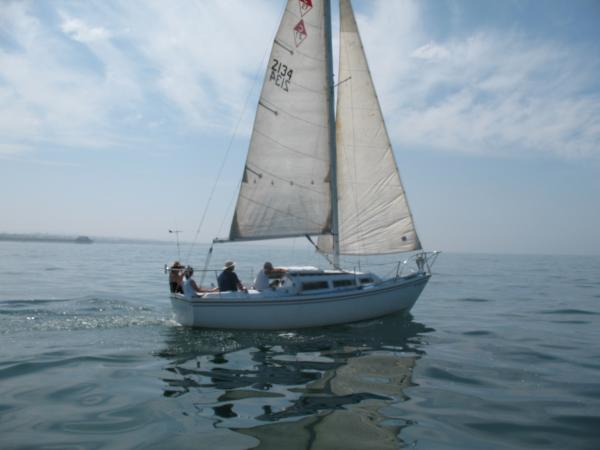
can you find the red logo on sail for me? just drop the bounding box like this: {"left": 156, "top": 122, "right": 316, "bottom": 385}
{"left": 299, "top": 0, "right": 313, "bottom": 16}
{"left": 293, "top": 19, "right": 307, "bottom": 47}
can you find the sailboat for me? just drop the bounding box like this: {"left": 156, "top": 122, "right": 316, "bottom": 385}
{"left": 168, "top": 0, "right": 438, "bottom": 329}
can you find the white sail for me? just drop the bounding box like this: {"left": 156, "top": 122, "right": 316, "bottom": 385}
{"left": 319, "top": 0, "right": 421, "bottom": 255}
{"left": 229, "top": 0, "right": 332, "bottom": 241}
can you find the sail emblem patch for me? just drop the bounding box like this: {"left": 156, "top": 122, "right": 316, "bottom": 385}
{"left": 293, "top": 19, "right": 307, "bottom": 47}
{"left": 299, "top": 0, "right": 313, "bottom": 16}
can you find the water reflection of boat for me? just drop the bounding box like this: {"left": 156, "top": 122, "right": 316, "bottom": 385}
{"left": 235, "top": 353, "right": 416, "bottom": 449}
{"left": 157, "top": 316, "right": 431, "bottom": 447}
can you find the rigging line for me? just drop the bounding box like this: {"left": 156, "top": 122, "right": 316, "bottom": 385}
{"left": 185, "top": 35, "right": 274, "bottom": 262}
{"left": 198, "top": 244, "right": 213, "bottom": 286}
{"left": 169, "top": 229, "right": 182, "bottom": 260}
{"left": 217, "top": 179, "right": 241, "bottom": 238}
{"left": 306, "top": 234, "right": 336, "bottom": 268}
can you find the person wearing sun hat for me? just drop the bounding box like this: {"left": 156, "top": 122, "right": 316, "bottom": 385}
{"left": 169, "top": 261, "right": 184, "bottom": 293}
{"left": 217, "top": 260, "right": 245, "bottom": 292}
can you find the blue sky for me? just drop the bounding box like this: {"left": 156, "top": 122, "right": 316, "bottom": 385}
{"left": 1, "top": 0, "right": 599, "bottom": 255}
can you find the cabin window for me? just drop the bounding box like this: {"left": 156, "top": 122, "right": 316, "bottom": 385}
{"left": 302, "top": 281, "right": 329, "bottom": 291}
{"left": 359, "top": 278, "right": 373, "bottom": 284}
{"left": 333, "top": 279, "right": 355, "bottom": 288}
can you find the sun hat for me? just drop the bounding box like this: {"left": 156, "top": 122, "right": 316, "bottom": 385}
{"left": 223, "top": 260, "right": 236, "bottom": 270}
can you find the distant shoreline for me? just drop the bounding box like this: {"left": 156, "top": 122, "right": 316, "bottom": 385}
{"left": 0, "top": 233, "right": 93, "bottom": 244}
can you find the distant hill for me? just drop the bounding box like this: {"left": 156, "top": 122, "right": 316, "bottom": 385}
{"left": 0, "top": 233, "right": 93, "bottom": 244}
{"left": 0, "top": 233, "right": 179, "bottom": 246}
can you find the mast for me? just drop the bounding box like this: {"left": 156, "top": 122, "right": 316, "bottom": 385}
{"left": 324, "top": 0, "right": 340, "bottom": 267}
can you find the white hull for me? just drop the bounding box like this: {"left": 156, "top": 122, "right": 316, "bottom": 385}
{"left": 170, "top": 273, "right": 429, "bottom": 330}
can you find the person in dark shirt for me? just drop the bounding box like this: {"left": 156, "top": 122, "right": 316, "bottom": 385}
{"left": 217, "top": 260, "right": 245, "bottom": 292}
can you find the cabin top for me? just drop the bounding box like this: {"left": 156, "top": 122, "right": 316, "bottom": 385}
{"left": 284, "top": 266, "right": 369, "bottom": 276}
{"left": 279, "top": 268, "right": 381, "bottom": 294}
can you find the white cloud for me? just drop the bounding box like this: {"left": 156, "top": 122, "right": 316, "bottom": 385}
{"left": 106, "top": 0, "right": 279, "bottom": 129}
{"left": 0, "top": 0, "right": 278, "bottom": 157}
{"left": 359, "top": 1, "right": 600, "bottom": 160}
{"left": 0, "top": 0, "right": 598, "bottom": 161}
{"left": 0, "top": 3, "right": 141, "bottom": 156}
{"left": 60, "top": 17, "right": 110, "bottom": 43}
{"left": 411, "top": 42, "right": 450, "bottom": 60}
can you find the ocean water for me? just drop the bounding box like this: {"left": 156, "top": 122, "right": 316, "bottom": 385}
{"left": 1, "top": 241, "right": 599, "bottom": 449}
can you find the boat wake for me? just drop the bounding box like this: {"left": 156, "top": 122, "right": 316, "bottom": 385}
{"left": 0, "top": 296, "right": 170, "bottom": 334}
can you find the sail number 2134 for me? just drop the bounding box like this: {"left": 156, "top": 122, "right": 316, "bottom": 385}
{"left": 269, "top": 59, "right": 293, "bottom": 92}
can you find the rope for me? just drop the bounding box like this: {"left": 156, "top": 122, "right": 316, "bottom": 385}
{"left": 305, "top": 235, "right": 336, "bottom": 268}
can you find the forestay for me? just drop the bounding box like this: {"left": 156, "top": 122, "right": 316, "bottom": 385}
{"left": 229, "top": 0, "right": 332, "bottom": 241}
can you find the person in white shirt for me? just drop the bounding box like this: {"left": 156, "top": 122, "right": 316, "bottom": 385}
{"left": 181, "top": 267, "right": 207, "bottom": 298}
{"left": 253, "top": 262, "right": 286, "bottom": 290}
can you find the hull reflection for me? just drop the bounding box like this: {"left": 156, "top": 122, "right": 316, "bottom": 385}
{"left": 157, "top": 315, "right": 433, "bottom": 447}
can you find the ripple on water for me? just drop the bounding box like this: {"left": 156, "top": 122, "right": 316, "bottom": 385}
{"left": 539, "top": 343, "right": 577, "bottom": 351}
{"left": 466, "top": 421, "right": 562, "bottom": 447}
{"left": 540, "top": 308, "right": 599, "bottom": 315}
{"left": 552, "top": 415, "right": 600, "bottom": 435}
{"left": 425, "top": 367, "right": 485, "bottom": 386}
{"left": 501, "top": 349, "right": 561, "bottom": 365}
{"left": 458, "top": 297, "right": 491, "bottom": 303}
{"left": 549, "top": 320, "right": 589, "bottom": 325}
{"left": 569, "top": 385, "right": 600, "bottom": 400}
{"left": 51, "top": 405, "right": 157, "bottom": 435}
{"left": 462, "top": 330, "right": 494, "bottom": 337}
{"left": 46, "top": 383, "right": 110, "bottom": 407}
{"left": 0, "top": 354, "right": 146, "bottom": 382}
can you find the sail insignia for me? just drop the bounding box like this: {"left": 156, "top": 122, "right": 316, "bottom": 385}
{"left": 299, "top": 0, "right": 313, "bottom": 17}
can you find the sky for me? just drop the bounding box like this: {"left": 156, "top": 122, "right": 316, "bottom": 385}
{"left": 1, "top": 0, "right": 599, "bottom": 256}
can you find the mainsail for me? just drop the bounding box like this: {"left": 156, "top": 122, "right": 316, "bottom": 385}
{"left": 229, "top": 0, "right": 332, "bottom": 241}
{"left": 319, "top": 0, "right": 421, "bottom": 255}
